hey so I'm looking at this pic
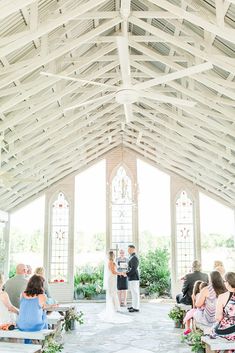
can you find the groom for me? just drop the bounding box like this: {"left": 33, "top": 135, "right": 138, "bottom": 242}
{"left": 126, "top": 244, "right": 140, "bottom": 313}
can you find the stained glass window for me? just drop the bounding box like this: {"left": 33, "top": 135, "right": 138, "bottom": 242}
{"left": 50, "top": 192, "right": 69, "bottom": 282}
{"left": 111, "top": 166, "right": 133, "bottom": 250}
{"left": 176, "top": 190, "right": 194, "bottom": 278}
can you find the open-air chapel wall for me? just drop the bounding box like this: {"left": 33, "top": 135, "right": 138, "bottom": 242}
{"left": 5, "top": 148, "right": 234, "bottom": 301}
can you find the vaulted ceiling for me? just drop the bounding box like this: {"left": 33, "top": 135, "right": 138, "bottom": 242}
{"left": 0, "top": 0, "right": 234, "bottom": 212}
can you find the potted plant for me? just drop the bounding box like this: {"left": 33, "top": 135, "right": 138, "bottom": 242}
{"left": 62, "top": 308, "right": 84, "bottom": 332}
{"left": 168, "top": 306, "right": 185, "bottom": 328}
{"left": 181, "top": 330, "right": 205, "bottom": 353}
{"left": 42, "top": 335, "right": 64, "bottom": 353}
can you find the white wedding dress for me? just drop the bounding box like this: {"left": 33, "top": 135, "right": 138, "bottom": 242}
{"left": 98, "top": 260, "right": 132, "bottom": 324}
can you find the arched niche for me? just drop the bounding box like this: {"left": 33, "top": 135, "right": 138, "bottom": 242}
{"left": 171, "top": 176, "right": 201, "bottom": 299}
{"left": 106, "top": 147, "right": 139, "bottom": 255}
{"left": 44, "top": 176, "right": 75, "bottom": 302}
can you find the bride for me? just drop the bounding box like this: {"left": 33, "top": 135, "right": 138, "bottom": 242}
{"left": 99, "top": 250, "right": 132, "bottom": 323}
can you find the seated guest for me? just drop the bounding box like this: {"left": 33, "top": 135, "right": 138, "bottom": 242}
{"left": 25, "top": 265, "right": 33, "bottom": 280}
{"left": 183, "top": 281, "right": 208, "bottom": 335}
{"left": 194, "top": 270, "right": 226, "bottom": 327}
{"left": 34, "top": 267, "right": 54, "bottom": 303}
{"left": 0, "top": 273, "right": 18, "bottom": 327}
{"left": 17, "top": 275, "right": 48, "bottom": 331}
{"left": 214, "top": 272, "right": 235, "bottom": 340}
{"left": 213, "top": 260, "right": 225, "bottom": 277}
{"left": 4, "top": 264, "right": 28, "bottom": 308}
{"left": 176, "top": 260, "right": 209, "bottom": 305}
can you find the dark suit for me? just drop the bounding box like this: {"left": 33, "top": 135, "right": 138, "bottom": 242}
{"left": 127, "top": 253, "right": 139, "bottom": 281}
{"left": 176, "top": 271, "right": 209, "bottom": 305}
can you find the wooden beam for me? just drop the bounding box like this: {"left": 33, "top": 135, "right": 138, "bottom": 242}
{"left": 147, "top": 0, "right": 235, "bottom": 44}
{"left": 129, "top": 17, "right": 235, "bottom": 75}
{"left": 0, "top": 0, "right": 36, "bottom": 20}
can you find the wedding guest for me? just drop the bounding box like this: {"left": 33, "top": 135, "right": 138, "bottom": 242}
{"left": 25, "top": 265, "right": 33, "bottom": 280}
{"left": 4, "top": 264, "right": 28, "bottom": 308}
{"left": 0, "top": 273, "right": 18, "bottom": 328}
{"left": 183, "top": 281, "right": 207, "bottom": 335}
{"left": 176, "top": 260, "right": 208, "bottom": 306}
{"left": 214, "top": 272, "right": 235, "bottom": 339}
{"left": 34, "top": 267, "right": 53, "bottom": 302}
{"left": 213, "top": 260, "right": 225, "bottom": 277}
{"left": 17, "top": 275, "right": 48, "bottom": 331}
{"left": 126, "top": 245, "right": 140, "bottom": 313}
{"left": 194, "top": 270, "right": 226, "bottom": 327}
{"left": 116, "top": 249, "right": 128, "bottom": 307}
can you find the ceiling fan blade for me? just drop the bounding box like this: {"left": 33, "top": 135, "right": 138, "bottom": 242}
{"left": 116, "top": 36, "right": 131, "bottom": 86}
{"left": 141, "top": 92, "right": 196, "bottom": 107}
{"left": 123, "top": 103, "right": 134, "bottom": 122}
{"left": 40, "top": 72, "right": 115, "bottom": 89}
{"left": 64, "top": 93, "right": 115, "bottom": 111}
{"left": 134, "top": 62, "right": 213, "bottom": 91}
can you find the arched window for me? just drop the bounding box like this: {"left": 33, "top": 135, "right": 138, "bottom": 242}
{"left": 50, "top": 192, "right": 69, "bottom": 282}
{"left": 176, "top": 190, "right": 194, "bottom": 278}
{"left": 111, "top": 166, "right": 133, "bottom": 251}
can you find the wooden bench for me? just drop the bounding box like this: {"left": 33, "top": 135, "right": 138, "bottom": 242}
{"left": 47, "top": 304, "right": 75, "bottom": 317}
{"left": 195, "top": 322, "right": 212, "bottom": 335}
{"left": 202, "top": 335, "right": 235, "bottom": 353}
{"left": 176, "top": 303, "right": 192, "bottom": 311}
{"left": 0, "top": 328, "right": 54, "bottom": 342}
{"left": 47, "top": 312, "right": 63, "bottom": 329}
{"left": 0, "top": 342, "right": 42, "bottom": 353}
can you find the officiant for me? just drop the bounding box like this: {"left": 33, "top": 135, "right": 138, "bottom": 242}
{"left": 116, "top": 249, "right": 128, "bottom": 307}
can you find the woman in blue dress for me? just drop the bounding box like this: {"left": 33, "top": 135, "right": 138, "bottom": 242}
{"left": 17, "top": 274, "right": 48, "bottom": 331}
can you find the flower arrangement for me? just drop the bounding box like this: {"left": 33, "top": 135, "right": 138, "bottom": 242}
{"left": 42, "top": 336, "right": 64, "bottom": 353}
{"left": 181, "top": 330, "right": 205, "bottom": 353}
{"left": 168, "top": 305, "right": 185, "bottom": 323}
{"left": 62, "top": 308, "right": 84, "bottom": 332}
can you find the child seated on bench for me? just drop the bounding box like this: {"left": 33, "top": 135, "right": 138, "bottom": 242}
{"left": 0, "top": 273, "right": 18, "bottom": 330}
{"left": 183, "top": 280, "right": 207, "bottom": 335}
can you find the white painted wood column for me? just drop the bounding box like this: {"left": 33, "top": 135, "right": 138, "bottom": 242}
{"left": 44, "top": 175, "right": 75, "bottom": 303}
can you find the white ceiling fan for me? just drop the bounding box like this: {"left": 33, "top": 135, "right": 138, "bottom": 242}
{"left": 40, "top": 0, "right": 213, "bottom": 123}
{"left": 41, "top": 38, "right": 213, "bottom": 123}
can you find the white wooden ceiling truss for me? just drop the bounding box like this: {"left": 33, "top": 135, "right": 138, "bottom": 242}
{"left": 0, "top": 0, "right": 234, "bottom": 211}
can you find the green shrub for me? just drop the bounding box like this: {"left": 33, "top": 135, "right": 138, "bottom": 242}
{"left": 139, "top": 248, "right": 170, "bottom": 295}
{"left": 168, "top": 306, "right": 185, "bottom": 322}
{"left": 74, "top": 264, "right": 104, "bottom": 298}
{"left": 9, "top": 265, "right": 16, "bottom": 278}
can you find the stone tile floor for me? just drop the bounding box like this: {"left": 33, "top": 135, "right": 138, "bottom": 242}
{"left": 62, "top": 301, "right": 192, "bottom": 353}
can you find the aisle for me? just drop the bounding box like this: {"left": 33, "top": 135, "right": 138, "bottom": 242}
{"left": 62, "top": 302, "right": 191, "bottom": 353}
